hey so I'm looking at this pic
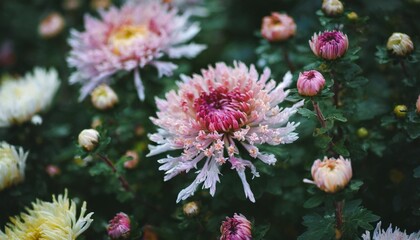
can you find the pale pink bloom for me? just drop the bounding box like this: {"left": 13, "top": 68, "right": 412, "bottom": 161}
{"left": 148, "top": 62, "right": 303, "bottom": 202}
{"left": 67, "top": 1, "right": 205, "bottom": 101}
{"left": 297, "top": 70, "right": 326, "bottom": 97}
{"left": 107, "top": 212, "right": 131, "bottom": 240}
{"left": 309, "top": 30, "right": 348, "bottom": 60}
{"left": 304, "top": 156, "right": 352, "bottom": 193}
{"left": 416, "top": 95, "right": 420, "bottom": 113}
{"left": 362, "top": 222, "right": 420, "bottom": 240}
{"left": 220, "top": 213, "right": 252, "bottom": 240}
{"left": 261, "top": 12, "right": 296, "bottom": 42}
{"left": 38, "top": 12, "right": 65, "bottom": 39}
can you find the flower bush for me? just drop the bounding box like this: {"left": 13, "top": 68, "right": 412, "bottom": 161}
{"left": 0, "top": 0, "right": 419, "bottom": 239}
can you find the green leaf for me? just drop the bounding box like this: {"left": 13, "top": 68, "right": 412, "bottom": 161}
{"left": 253, "top": 223, "right": 271, "bottom": 240}
{"left": 349, "top": 180, "right": 363, "bottom": 191}
{"left": 298, "top": 108, "right": 317, "bottom": 119}
{"left": 414, "top": 166, "right": 420, "bottom": 178}
{"left": 303, "top": 195, "right": 325, "bottom": 209}
{"left": 332, "top": 140, "right": 350, "bottom": 157}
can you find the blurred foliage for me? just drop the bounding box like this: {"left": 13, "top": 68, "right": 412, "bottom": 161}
{"left": 0, "top": 0, "right": 419, "bottom": 239}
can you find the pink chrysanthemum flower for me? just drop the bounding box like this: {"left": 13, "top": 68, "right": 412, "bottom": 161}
{"left": 67, "top": 1, "right": 205, "bottom": 101}
{"left": 107, "top": 212, "right": 131, "bottom": 240}
{"left": 297, "top": 70, "right": 326, "bottom": 97}
{"left": 220, "top": 213, "right": 252, "bottom": 240}
{"left": 362, "top": 221, "right": 420, "bottom": 240}
{"left": 309, "top": 30, "right": 348, "bottom": 60}
{"left": 148, "top": 62, "right": 303, "bottom": 202}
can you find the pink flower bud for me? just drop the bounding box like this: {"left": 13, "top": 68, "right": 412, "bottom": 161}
{"left": 309, "top": 30, "right": 349, "bottom": 60}
{"left": 416, "top": 95, "right": 420, "bottom": 114}
{"left": 107, "top": 212, "right": 131, "bottom": 240}
{"left": 304, "top": 156, "right": 352, "bottom": 193}
{"left": 45, "top": 165, "right": 61, "bottom": 177}
{"left": 261, "top": 12, "right": 296, "bottom": 42}
{"left": 297, "top": 70, "right": 326, "bottom": 97}
{"left": 124, "top": 150, "right": 139, "bottom": 169}
{"left": 38, "top": 12, "right": 65, "bottom": 39}
{"left": 220, "top": 213, "right": 252, "bottom": 240}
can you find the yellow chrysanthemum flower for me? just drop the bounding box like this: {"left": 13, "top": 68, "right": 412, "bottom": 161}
{"left": 0, "top": 190, "right": 94, "bottom": 240}
{"left": 0, "top": 142, "right": 28, "bottom": 191}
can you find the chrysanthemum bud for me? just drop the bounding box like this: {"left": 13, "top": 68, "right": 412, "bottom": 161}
{"left": 416, "top": 95, "right": 420, "bottom": 114}
{"left": 91, "top": 0, "right": 111, "bottom": 9}
{"left": 297, "top": 70, "right": 326, "bottom": 97}
{"left": 220, "top": 214, "right": 252, "bottom": 240}
{"left": 107, "top": 212, "right": 131, "bottom": 240}
{"left": 62, "top": 0, "right": 81, "bottom": 11}
{"left": 261, "top": 12, "right": 296, "bottom": 42}
{"left": 357, "top": 127, "right": 369, "bottom": 138}
{"left": 143, "top": 225, "right": 158, "bottom": 240}
{"left": 304, "top": 156, "right": 352, "bottom": 193}
{"left": 124, "top": 150, "right": 139, "bottom": 169}
{"left": 309, "top": 30, "right": 349, "bottom": 60}
{"left": 45, "top": 164, "right": 61, "bottom": 177}
{"left": 78, "top": 129, "right": 99, "bottom": 151}
{"left": 347, "top": 12, "right": 358, "bottom": 21}
{"left": 322, "top": 0, "right": 344, "bottom": 17}
{"left": 387, "top": 33, "right": 414, "bottom": 57}
{"left": 393, "top": 105, "right": 407, "bottom": 118}
{"left": 38, "top": 12, "right": 65, "bottom": 39}
{"left": 183, "top": 201, "right": 199, "bottom": 217}
{"left": 91, "top": 84, "right": 118, "bottom": 110}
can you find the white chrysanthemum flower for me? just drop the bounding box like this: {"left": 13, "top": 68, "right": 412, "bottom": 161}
{"left": 362, "top": 222, "right": 420, "bottom": 240}
{"left": 0, "top": 68, "right": 60, "bottom": 127}
{"left": 0, "top": 142, "right": 28, "bottom": 192}
{"left": 0, "top": 190, "right": 94, "bottom": 240}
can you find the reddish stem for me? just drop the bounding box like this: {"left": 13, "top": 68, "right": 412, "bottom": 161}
{"left": 282, "top": 45, "right": 295, "bottom": 73}
{"left": 97, "top": 153, "right": 131, "bottom": 191}
{"left": 334, "top": 200, "right": 345, "bottom": 239}
{"left": 311, "top": 98, "right": 327, "bottom": 128}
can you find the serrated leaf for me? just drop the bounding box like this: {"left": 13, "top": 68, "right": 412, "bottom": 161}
{"left": 298, "top": 108, "right": 317, "bottom": 119}
{"left": 349, "top": 180, "right": 363, "bottom": 191}
{"left": 303, "top": 195, "right": 325, "bottom": 209}
{"left": 253, "top": 223, "right": 270, "bottom": 240}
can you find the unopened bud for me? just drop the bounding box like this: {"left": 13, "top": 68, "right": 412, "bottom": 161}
{"left": 220, "top": 214, "right": 252, "bottom": 240}
{"left": 304, "top": 156, "right": 352, "bottom": 193}
{"left": 347, "top": 12, "right": 358, "bottom": 21}
{"left": 393, "top": 105, "right": 407, "bottom": 118}
{"left": 183, "top": 201, "right": 199, "bottom": 217}
{"left": 38, "top": 12, "right": 65, "bottom": 39}
{"left": 45, "top": 165, "right": 61, "bottom": 177}
{"left": 387, "top": 33, "right": 414, "bottom": 57}
{"left": 78, "top": 129, "right": 99, "bottom": 151}
{"left": 261, "top": 12, "right": 296, "bottom": 42}
{"left": 297, "top": 70, "right": 326, "bottom": 97}
{"left": 124, "top": 151, "right": 139, "bottom": 169}
{"left": 322, "top": 0, "right": 344, "bottom": 17}
{"left": 357, "top": 127, "right": 368, "bottom": 138}
{"left": 107, "top": 212, "right": 131, "bottom": 240}
{"left": 416, "top": 95, "right": 420, "bottom": 114}
{"left": 91, "top": 84, "right": 118, "bottom": 110}
{"left": 91, "top": 0, "right": 111, "bottom": 9}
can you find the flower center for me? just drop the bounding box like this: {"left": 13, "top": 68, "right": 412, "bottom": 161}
{"left": 108, "top": 25, "right": 148, "bottom": 54}
{"left": 194, "top": 87, "right": 251, "bottom": 132}
{"left": 319, "top": 31, "right": 341, "bottom": 45}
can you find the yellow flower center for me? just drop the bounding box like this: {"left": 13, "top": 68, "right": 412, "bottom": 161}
{"left": 108, "top": 25, "right": 148, "bottom": 54}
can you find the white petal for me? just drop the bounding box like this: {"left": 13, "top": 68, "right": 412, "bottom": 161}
{"left": 166, "top": 43, "right": 206, "bottom": 59}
